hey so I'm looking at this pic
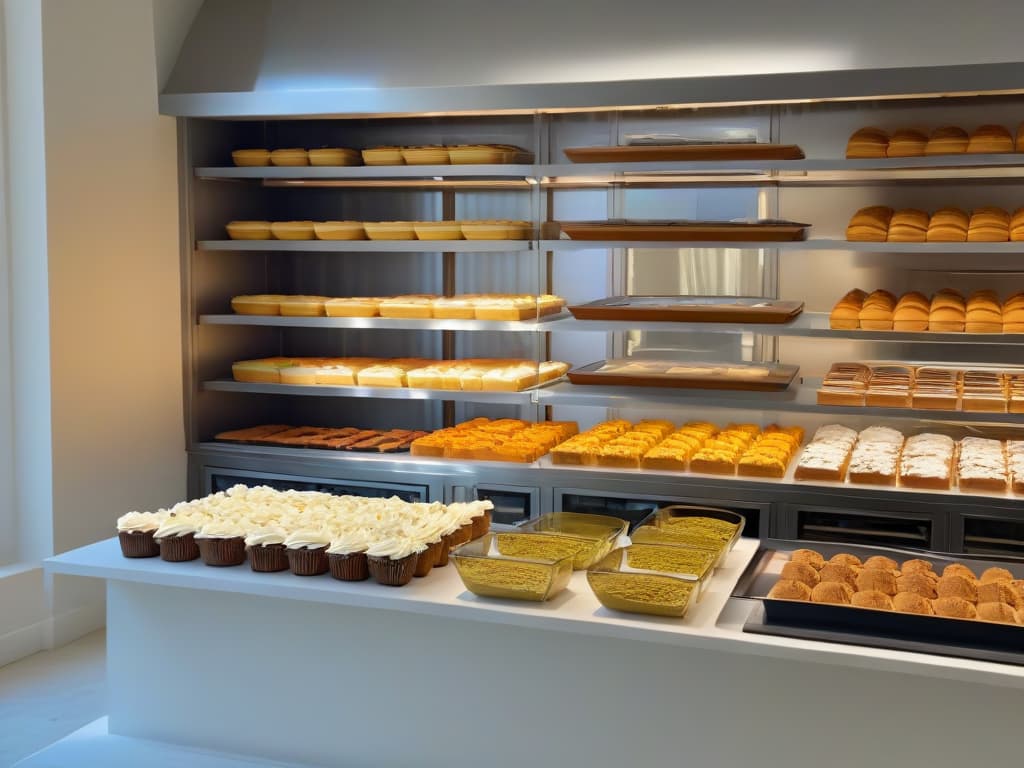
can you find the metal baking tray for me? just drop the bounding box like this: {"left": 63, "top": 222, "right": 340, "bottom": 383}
{"left": 567, "top": 359, "right": 799, "bottom": 392}
{"left": 563, "top": 144, "right": 805, "bottom": 163}
{"left": 734, "top": 538, "right": 1024, "bottom": 665}
{"left": 568, "top": 295, "right": 804, "bottom": 324}
{"left": 559, "top": 219, "right": 811, "bottom": 242}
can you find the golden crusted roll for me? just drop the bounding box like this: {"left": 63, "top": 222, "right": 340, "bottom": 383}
{"left": 858, "top": 289, "right": 898, "bottom": 331}
{"left": 1003, "top": 291, "right": 1024, "bottom": 332}
{"left": 896, "top": 573, "right": 938, "bottom": 599}
{"left": 929, "top": 289, "right": 966, "bottom": 332}
{"left": 1010, "top": 208, "right": 1024, "bottom": 242}
{"left": 936, "top": 574, "right": 979, "bottom": 602}
{"left": 846, "top": 206, "right": 893, "bottom": 242}
{"left": 887, "top": 209, "right": 930, "bottom": 242}
{"left": 925, "top": 126, "right": 969, "bottom": 155}
{"left": 829, "top": 553, "right": 862, "bottom": 567}
{"left": 966, "top": 290, "right": 1003, "bottom": 333}
{"left": 851, "top": 590, "right": 894, "bottom": 610}
{"left": 893, "top": 291, "right": 930, "bottom": 332}
{"left": 893, "top": 592, "right": 934, "bottom": 615}
{"left": 926, "top": 207, "right": 969, "bottom": 242}
{"left": 811, "top": 581, "right": 854, "bottom": 605}
{"left": 943, "top": 562, "right": 977, "bottom": 581}
{"left": 976, "top": 602, "right": 1019, "bottom": 624}
{"left": 818, "top": 562, "right": 859, "bottom": 589}
{"left": 768, "top": 579, "right": 813, "bottom": 601}
{"left": 901, "top": 558, "right": 935, "bottom": 576}
{"left": 977, "top": 581, "right": 1022, "bottom": 608}
{"left": 790, "top": 548, "right": 826, "bottom": 570}
{"left": 966, "top": 124, "right": 1014, "bottom": 154}
{"left": 863, "top": 555, "right": 899, "bottom": 572}
{"left": 886, "top": 129, "right": 927, "bottom": 158}
{"left": 967, "top": 206, "right": 1010, "bottom": 242}
{"left": 980, "top": 566, "right": 1015, "bottom": 584}
{"left": 829, "top": 289, "right": 868, "bottom": 330}
{"left": 856, "top": 569, "right": 897, "bottom": 596}
{"left": 934, "top": 596, "right": 977, "bottom": 618}
{"left": 846, "top": 127, "right": 889, "bottom": 158}
{"left": 780, "top": 561, "right": 821, "bottom": 588}
{"left": 1017, "top": 122, "right": 1024, "bottom": 153}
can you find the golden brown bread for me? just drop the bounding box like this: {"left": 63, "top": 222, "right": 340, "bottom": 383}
{"left": 967, "top": 206, "right": 1009, "bottom": 242}
{"left": 893, "top": 292, "right": 930, "bottom": 331}
{"left": 936, "top": 574, "right": 979, "bottom": 602}
{"left": 1017, "top": 122, "right": 1024, "bottom": 153}
{"left": 966, "top": 124, "right": 1014, "bottom": 154}
{"left": 780, "top": 561, "right": 821, "bottom": 588}
{"left": 829, "top": 289, "right": 867, "bottom": 330}
{"left": 925, "top": 126, "right": 969, "bottom": 155}
{"left": 943, "top": 562, "right": 977, "bottom": 581}
{"left": 977, "top": 581, "right": 1022, "bottom": 609}
{"left": 767, "top": 579, "right": 813, "bottom": 601}
{"left": 851, "top": 590, "right": 894, "bottom": 610}
{"left": 933, "top": 596, "right": 977, "bottom": 618}
{"left": 887, "top": 209, "right": 929, "bottom": 242}
{"left": 862, "top": 555, "right": 900, "bottom": 572}
{"left": 926, "top": 207, "right": 969, "bottom": 242}
{"left": 976, "top": 602, "right": 1019, "bottom": 624}
{"left": 980, "top": 566, "right": 1015, "bottom": 584}
{"left": 818, "top": 562, "right": 859, "bottom": 589}
{"left": 896, "top": 573, "right": 938, "bottom": 599}
{"left": 811, "top": 581, "right": 854, "bottom": 604}
{"left": 893, "top": 592, "right": 934, "bottom": 614}
{"left": 886, "top": 129, "right": 927, "bottom": 157}
{"left": 856, "top": 569, "right": 897, "bottom": 596}
{"left": 929, "top": 290, "right": 966, "bottom": 332}
{"left": 901, "top": 558, "right": 935, "bottom": 576}
{"left": 858, "top": 289, "right": 898, "bottom": 330}
{"left": 966, "top": 290, "right": 1003, "bottom": 333}
{"left": 790, "top": 549, "right": 825, "bottom": 570}
{"left": 846, "top": 127, "right": 889, "bottom": 159}
{"left": 829, "top": 553, "right": 862, "bottom": 567}
{"left": 1010, "top": 207, "right": 1024, "bottom": 241}
{"left": 846, "top": 206, "right": 893, "bottom": 242}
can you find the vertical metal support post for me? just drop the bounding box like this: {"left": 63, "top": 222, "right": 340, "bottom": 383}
{"left": 442, "top": 189, "right": 456, "bottom": 426}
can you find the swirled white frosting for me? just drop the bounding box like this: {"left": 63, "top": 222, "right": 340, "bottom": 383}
{"left": 195, "top": 518, "right": 249, "bottom": 539}
{"left": 116, "top": 511, "right": 164, "bottom": 533}
{"left": 327, "top": 529, "right": 372, "bottom": 555}
{"left": 244, "top": 526, "right": 287, "bottom": 547}
{"left": 153, "top": 514, "right": 202, "bottom": 539}
{"left": 366, "top": 536, "right": 426, "bottom": 560}
{"left": 284, "top": 528, "right": 332, "bottom": 550}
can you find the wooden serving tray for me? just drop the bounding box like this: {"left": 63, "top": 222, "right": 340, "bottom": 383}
{"left": 568, "top": 296, "right": 804, "bottom": 324}
{"left": 564, "top": 144, "right": 805, "bottom": 163}
{"left": 567, "top": 359, "right": 799, "bottom": 392}
{"left": 559, "top": 220, "right": 811, "bottom": 242}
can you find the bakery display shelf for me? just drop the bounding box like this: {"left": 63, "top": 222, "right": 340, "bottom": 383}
{"left": 201, "top": 379, "right": 536, "bottom": 404}
{"left": 535, "top": 379, "right": 1024, "bottom": 425}
{"left": 198, "top": 239, "right": 534, "bottom": 253}
{"left": 198, "top": 313, "right": 568, "bottom": 332}
{"left": 195, "top": 164, "right": 536, "bottom": 182}
{"left": 541, "top": 239, "right": 1024, "bottom": 253}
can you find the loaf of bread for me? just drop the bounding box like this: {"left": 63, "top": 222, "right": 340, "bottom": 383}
{"left": 864, "top": 364, "right": 914, "bottom": 408}
{"left": 886, "top": 129, "right": 927, "bottom": 157}
{"left": 965, "top": 289, "right": 1003, "bottom": 333}
{"left": 926, "top": 207, "right": 969, "bottom": 242}
{"left": 925, "top": 126, "right": 969, "bottom": 155}
{"left": 278, "top": 296, "right": 329, "bottom": 317}
{"left": 929, "top": 289, "right": 966, "bottom": 332}
{"left": 846, "top": 127, "right": 889, "bottom": 158}
{"left": 887, "top": 209, "right": 929, "bottom": 242}
{"left": 961, "top": 369, "right": 1007, "bottom": 412}
{"left": 911, "top": 367, "right": 960, "bottom": 410}
{"left": 846, "top": 206, "right": 893, "bottom": 241}
{"left": 1003, "top": 292, "right": 1024, "bottom": 332}
{"left": 892, "top": 291, "right": 930, "bottom": 331}
{"left": 967, "top": 207, "right": 1010, "bottom": 242}
{"left": 858, "top": 289, "right": 897, "bottom": 330}
{"left": 957, "top": 436, "right": 1007, "bottom": 492}
{"left": 899, "top": 433, "right": 955, "bottom": 490}
{"left": 794, "top": 425, "right": 858, "bottom": 482}
{"left": 967, "top": 124, "right": 1014, "bottom": 154}
{"left": 1010, "top": 208, "right": 1024, "bottom": 242}
{"left": 847, "top": 426, "right": 903, "bottom": 486}
{"left": 817, "top": 363, "right": 870, "bottom": 406}
{"left": 829, "top": 289, "right": 867, "bottom": 330}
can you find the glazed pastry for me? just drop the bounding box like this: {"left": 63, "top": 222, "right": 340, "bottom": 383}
{"left": 851, "top": 590, "right": 894, "bottom": 610}
{"left": 886, "top": 129, "right": 927, "bottom": 157}
{"left": 896, "top": 573, "right": 938, "bottom": 599}
{"left": 924, "top": 126, "right": 969, "bottom": 155}
{"left": 976, "top": 602, "right": 1020, "bottom": 624}
{"left": 863, "top": 555, "right": 899, "bottom": 572}
{"left": 790, "top": 549, "right": 826, "bottom": 570}
{"left": 768, "top": 579, "right": 813, "bottom": 601}
{"left": 846, "top": 127, "right": 889, "bottom": 159}
{"left": 886, "top": 209, "right": 929, "bottom": 242}
{"left": 893, "top": 592, "right": 934, "bottom": 615}
{"left": 892, "top": 291, "right": 930, "bottom": 331}
{"left": 966, "top": 124, "right": 1014, "bottom": 154}
{"left": 925, "top": 207, "right": 969, "bottom": 242}
{"left": 936, "top": 574, "right": 979, "bottom": 603}
{"left": 818, "top": 563, "right": 859, "bottom": 589}
{"left": 856, "top": 569, "right": 897, "bottom": 596}
{"left": 934, "top": 596, "right": 977, "bottom": 618}
{"left": 780, "top": 561, "right": 821, "bottom": 588}
{"left": 810, "top": 581, "right": 853, "bottom": 605}
{"left": 943, "top": 563, "right": 978, "bottom": 581}
{"left": 980, "top": 566, "right": 1015, "bottom": 584}
{"left": 829, "top": 289, "right": 868, "bottom": 330}
{"left": 967, "top": 207, "right": 1010, "bottom": 242}
{"left": 929, "top": 289, "right": 966, "bottom": 332}
{"left": 846, "top": 206, "right": 893, "bottom": 242}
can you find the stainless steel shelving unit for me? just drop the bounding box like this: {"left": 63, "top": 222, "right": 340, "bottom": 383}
{"left": 197, "top": 239, "right": 534, "bottom": 253}
{"left": 540, "top": 239, "right": 1024, "bottom": 253}
{"left": 201, "top": 379, "right": 537, "bottom": 405}
{"left": 198, "top": 314, "right": 567, "bottom": 332}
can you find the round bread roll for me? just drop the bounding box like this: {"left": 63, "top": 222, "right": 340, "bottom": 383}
{"left": 846, "top": 127, "right": 889, "bottom": 159}
{"left": 936, "top": 574, "right": 979, "bottom": 603}
{"left": 967, "top": 207, "right": 1010, "bottom": 242}
{"left": 976, "top": 602, "right": 1019, "bottom": 624}
{"left": 811, "top": 581, "right": 854, "bottom": 605}
{"left": 856, "top": 569, "right": 897, "bottom": 596}
{"left": 977, "top": 580, "right": 1021, "bottom": 608}
{"left": 780, "top": 561, "right": 820, "bottom": 588}
{"left": 790, "top": 548, "right": 825, "bottom": 570}
{"left": 901, "top": 558, "right": 935, "bottom": 576}
{"left": 768, "top": 579, "right": 813, "bottom": 601}
{"left": 863, "top": 555, "right": 899, "bottom": 572}
{"left": 896, "top": 573, "right": 938, "bottom": 599}
{"left": 886, "top": 129, "right": 927, "bottom": 158}
{"left": 887, "top": 209, "right": 930, "bottom": 243}
{"left": 926, "top": 207, "right": 969, "bottom": 242}
{"left": 830, "top": 290, "right": 868, "bottom": 330}
{"left": 851, "top": 590, "right": 894, "bottom": 610}
{"left": 819, "top": 562, "right": 859, "bottom": 589}
{"left": 934, "top": 596, "right": 977, "bottom": 619}
{"left": 893, "top": 592, "right": 934, "bottom": 615}
{"left": 942, "top": 563, "right": 977, "bottom": 581}
{"left": 925, "top": 126, "right": 969, "bottom": 155}
{"left": 829, "top": 553, "right": 862, "bottom": 568}
{"left": 980, "top": 566, "right": 1015, "bottom": 584}
{"left": 966, "top": 124, "right": 1014, "bottom": 154}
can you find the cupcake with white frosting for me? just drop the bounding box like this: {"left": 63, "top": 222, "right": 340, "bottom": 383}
{"left": 284, "top": 528, "right": 332, "bottom": 576}
{"left": 195, "top": 518, "right": 249, "bottom": 567}
{"left": 326, "top": 528, "right": 372, "bottom": 582}
{"left": 153, "top": 513, "right": 203, "bottom": 562}
{"left": 116, "top": 511, "right": 166, "bottom": 558}
{"left": 366, "top": 536, "right": 426, "bottom": 586}
{"left": 245, "top": 525, "right": 289, "bottom": 572}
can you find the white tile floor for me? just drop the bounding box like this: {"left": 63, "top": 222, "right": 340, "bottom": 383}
{"left": 0, "top": 631, "right": 106, "bottom": 767}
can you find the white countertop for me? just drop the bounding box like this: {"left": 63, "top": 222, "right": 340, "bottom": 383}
{"left": 46, "top": 538, "right": 1024, "bottom": 690}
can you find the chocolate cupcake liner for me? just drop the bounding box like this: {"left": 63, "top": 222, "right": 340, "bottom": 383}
{"left": 328, "top": 551, "right": 369, "bottom": 581}
{"left": 367, "top": 553, "right": 417, "bottom": 586}
{"left": 434, "top": 535, "right": 452, "bottom": 567}
{"left": 413, "top": 545, "right": 437, "bottom": 578}
{"left": 249, "top": 544, "right": 289, "bottom": 573}
{"left": 158, "top": 533, "right": 200, "bottom": 562}
{"left": 471, "top": 510, "right": 492, "bottom": 540}
{"left": 118, "top": 530, "right": 159, "bottom": 558}
{"left": 287, "top": 546, "right": 329, "bottom": 576}
{"left": 197, "top": 536, "right": 247, "bottom": 567}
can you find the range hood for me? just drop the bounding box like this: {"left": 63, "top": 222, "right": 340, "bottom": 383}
{"left": 160, "top": 0, "right": 1024, "bottom": 119}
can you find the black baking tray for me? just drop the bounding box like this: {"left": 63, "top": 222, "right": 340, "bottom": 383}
{"left": 734, "top": 539, "right": 1024, "bottom": 665}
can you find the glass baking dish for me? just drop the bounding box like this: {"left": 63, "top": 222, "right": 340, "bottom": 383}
{"left": 587, "top": 545, "right": 707, "bottom": 617}
{"left": 633, "top": 505, "right": 745, "bottom": 567}
{"left": 450, "top": 533, "right": 574, "bottom": 602}
{"left": 517, "top": 512, "right": 628, "bottom": 569}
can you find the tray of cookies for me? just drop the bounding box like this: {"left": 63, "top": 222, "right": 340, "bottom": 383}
{"left": 735, "top": 539, "right": 1024, "bottom": 665}
{"left": 567, "top": 295, "right": 804, "bottom": 324}
{"left": 567, "top": 359, "right": 799, "bottom": 391}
